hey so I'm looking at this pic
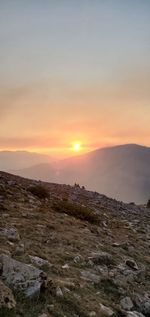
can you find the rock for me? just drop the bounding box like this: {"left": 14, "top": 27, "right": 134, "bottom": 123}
{"left": 125, "top": 259, "right": 138, "bottom": 270}
{"left": 126, "top": 311, "right": 145, "bottom": 317}
{"left": 81, "top": 270, "right": 100, "bottom": 283}
{"left": 0, "top": 254, "right": 46, "bottom": 297}
{"left": 63, "top": 287, "right": 70, "bottom": 294}
{"left": 74, "top": 255, "right": 83, "bottom": 263}
{"left": 113, "top": 242, "right": 128, "bottom": 249}
{"left": 133, "top": 294, "right": 150, "bottom": 316}
{"left": 56, "top": 286, "right": 63, "bottom": 297}
{"left": 0, "top": 227, "right": 20, "bottom": 242}
{"left": 99, "top": 303, "right": 114, "bottom": 316}
{"left": 89, "top": 311, "right": 97, "bottom": 316}
{"left": 88, "top": 251, "right": 113, "bottom": 266}
{"left": 120, "top": 297, "right": 134, "bottom": 310}
{"left": 38, "top": 314, "right": 48, "bottom": 317}
{"left": 7, "top": 241, "right": 14, "bottom": 247}
{"left": 0, "top": 280, "right": 16, "bottom": 309}
{"left": 62, "top": 263, "right": 69, "bottom": 269}
{"left": 29, "top": 255, "right": 52, "bottom": 268}
{"left": 97, "top": 265, "right": 109, "bottom": 277}
{"left": 116, "top": 262, "right": 145, "bottom": 285}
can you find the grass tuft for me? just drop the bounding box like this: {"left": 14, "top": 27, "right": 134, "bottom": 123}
{"left": 52, "top": 200, "right": 100, "bottom": 224}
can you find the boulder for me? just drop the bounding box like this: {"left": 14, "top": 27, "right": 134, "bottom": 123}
{"left": 0, "top": 254, "right": 46, "bottom": 297}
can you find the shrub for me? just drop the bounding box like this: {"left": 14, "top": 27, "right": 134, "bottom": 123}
{"left": 52, "top": 200, "right": 100, "bottom": 224}
{"left": 95, "top": 278, "right": 120, "bottom": 299}
{"left": 147, "top": 199, "right": 150, "bottom": 208}
{"left": 28, "top": 184, "right": 50, "bottom": 199}
{"left": 0, "top": 308, "right": 15, "bottom": 317}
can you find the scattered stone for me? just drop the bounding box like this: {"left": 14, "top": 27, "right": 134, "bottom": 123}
{"left": 62, "top": 263, "right": 69, "bottom": 269}
{"left": 81, "top": 270, "right": 100, "bottom": 283}
{"left": 0, "top": 227, "right": 20, "bottom": 242}
{"left": 29, "top": 255, "right": 52, "bottom": 268}
{"left": 89, "top": 311, "right": 97, "bottom": 316}
{"left": 7, "top": 241, "right": 14, "bottom": 247}
{"left": 125, "top": 259, "right": 138, "bottom": 270}
{"left": 56, "top": 286, "right": 63, "bottom": 297}
{"left": 126, "top": 311, "right": 145, "bottom": 317}
{"left": 120, "top": 297, "right": 134, "bottom": 310}
{"left": 74, "top": 254, "right": 83, "bottom": 263}
{"left": 133, "top": 294, "right": 150, "bottom": 316}
{"left": 99, "top": 303, "right": 114, "bottom": 316}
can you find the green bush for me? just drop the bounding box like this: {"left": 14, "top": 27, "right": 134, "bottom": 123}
{"left": 52, "top": 200, "right": 100, "bottom": 224}
{"left": 28, "top": 184, "right": 50, "bottom": 199}
{"left": 95, "top": 278, "right": 120, "bottom": 299}
{"left": 0, "top": 308, "right": 15, "bottom": 317}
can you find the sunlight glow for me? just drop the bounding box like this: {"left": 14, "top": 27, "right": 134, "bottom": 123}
{"left": 73, "top": 142, "right": 81, "bottom": 152}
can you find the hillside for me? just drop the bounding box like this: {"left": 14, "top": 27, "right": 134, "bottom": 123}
{"left": 16, "top": 144, "right": 150, "bottom": 204}
{"left": 0, "top": 171, "right": 150, "bottom": 317}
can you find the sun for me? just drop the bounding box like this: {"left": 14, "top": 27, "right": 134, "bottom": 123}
{"left": 73, "top": 142, "right": 81, "bottom": 152}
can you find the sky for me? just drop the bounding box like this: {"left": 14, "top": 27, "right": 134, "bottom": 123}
{"left": 0, "top": 0, "right": 150, "bottom": 158}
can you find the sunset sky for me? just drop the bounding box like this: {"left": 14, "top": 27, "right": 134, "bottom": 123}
{"left": 0, "top": 1, "right": 150, "bottom": 157}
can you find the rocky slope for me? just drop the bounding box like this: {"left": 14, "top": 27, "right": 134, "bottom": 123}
{"left": 0, "top": 171, "right": 150, "bottom": 317}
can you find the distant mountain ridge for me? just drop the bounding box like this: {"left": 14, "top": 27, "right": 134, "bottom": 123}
{"left": 12, "top": 144, "right": 150, "bottom": 204}
{"left": 0, "top": 151, "right": 51, "bottom": 171}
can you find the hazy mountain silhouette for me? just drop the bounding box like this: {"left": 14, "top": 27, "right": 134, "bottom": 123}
{"left": 9, "top": 144, "right": 150, "bottom": 203}
{"left": 0, "top": 151, "right": 51, "bottom": 171}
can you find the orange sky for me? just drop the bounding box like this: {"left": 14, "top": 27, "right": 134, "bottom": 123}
{"left": 0, "top": 1, "right": 150, "bottom": 158}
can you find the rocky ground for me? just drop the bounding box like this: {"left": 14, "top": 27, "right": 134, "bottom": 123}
{"left": 0, "top": 171, "right": 150, "bottom": 317}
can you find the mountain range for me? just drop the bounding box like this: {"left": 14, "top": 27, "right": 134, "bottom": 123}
{"left": 0, "top": 144, "right": 150, "bottom": 204}
{"left": 0, "top": 151, "right": 51, "bottom": 171}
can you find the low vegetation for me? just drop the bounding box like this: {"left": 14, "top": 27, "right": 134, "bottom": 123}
{"left": 27, "top": 184, "right": 50, "bottom": 199}
{"left": 52, "top": 200, "right": 100, "bottom": 224}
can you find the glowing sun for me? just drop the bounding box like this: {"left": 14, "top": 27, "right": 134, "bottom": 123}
{"left": 73, "top": 142, "right": 81, "bottom": 152}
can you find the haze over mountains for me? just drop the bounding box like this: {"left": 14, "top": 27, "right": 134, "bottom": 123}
{"left": 0, "top": 151, "right": 51, "bottom": 171}
{"left": 0, "top": 144, "right": 150, "bottom": 204}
